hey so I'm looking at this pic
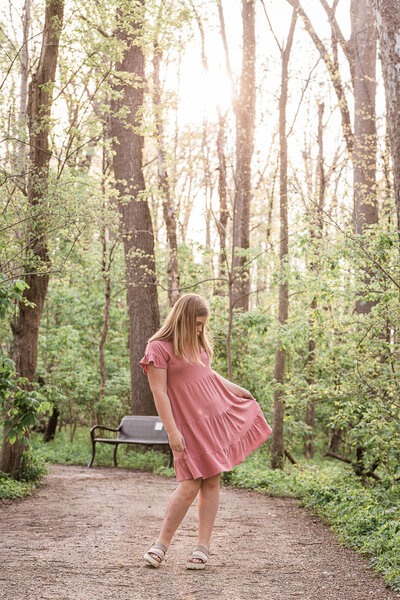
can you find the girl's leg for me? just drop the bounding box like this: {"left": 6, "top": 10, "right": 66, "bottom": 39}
{"left": 149, "top": 478, "right": 202, "bottom": 562}
{"left": 189, "top": 472, "right": 221, "bottom": 563}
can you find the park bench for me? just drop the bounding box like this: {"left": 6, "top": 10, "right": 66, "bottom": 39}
{"left": 88, "top": 415, "right": 173, "bottom": 469}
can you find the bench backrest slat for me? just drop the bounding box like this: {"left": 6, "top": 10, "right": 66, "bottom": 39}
{"left": 117, "top": 416, "right": 168, "bottom": 444}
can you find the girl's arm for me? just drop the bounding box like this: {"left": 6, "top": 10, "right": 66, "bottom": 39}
{"left": 212, "top": 370, "right": 255, "bottom": 400}
{"left": 146, "top": 363, "right": 185, "bottom": 452}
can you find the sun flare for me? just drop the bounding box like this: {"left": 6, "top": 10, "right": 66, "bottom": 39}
{"left": 178, "top": 60, "right": 233, "bottom": 123}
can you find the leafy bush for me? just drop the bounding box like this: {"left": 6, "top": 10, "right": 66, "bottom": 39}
{"left": 0, "top": 357, "right": 52, "bottom": 445}
{"left": 0, "top": 472, "right": 35, "bottom": 499}
{"left": 18, "top": 450, "right": 48, "bottom": 483}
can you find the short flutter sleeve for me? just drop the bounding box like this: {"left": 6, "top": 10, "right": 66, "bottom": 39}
{"left": 139, "top": 340, "right": 169, "bottom": 375}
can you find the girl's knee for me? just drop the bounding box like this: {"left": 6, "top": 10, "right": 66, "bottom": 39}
{"left": 201, "top": 473, "right": 221, "bottom": 490}
{"left": 178, "top": 478, "right": 201, "bottom": 502}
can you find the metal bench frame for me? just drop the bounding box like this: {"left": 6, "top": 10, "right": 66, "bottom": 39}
{"left": 88, "top": 415, "right": 173, "bottom": 468}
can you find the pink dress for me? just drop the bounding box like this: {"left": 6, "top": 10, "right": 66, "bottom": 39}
{"left": 139, "top": 339, "right": 272, "bottom": 481}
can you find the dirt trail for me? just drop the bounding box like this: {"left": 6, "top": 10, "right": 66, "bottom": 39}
{"left": 0, "top": 464, "right": 398, "bottom": 600}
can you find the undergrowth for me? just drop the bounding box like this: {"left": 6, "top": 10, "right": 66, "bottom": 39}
{"left": 0, "top": 472, "right": 36, "bottom": 499}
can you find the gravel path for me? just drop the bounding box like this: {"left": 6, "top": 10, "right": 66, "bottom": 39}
{"left": 0, "top": 464, "right": 398, "bottom": 600}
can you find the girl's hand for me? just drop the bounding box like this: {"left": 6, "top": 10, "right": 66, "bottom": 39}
{"left": 241, "top": 389, "right": 256, "bottom": 401}
{"left": 168, "top": 429, "right": 186, "bottom": 452}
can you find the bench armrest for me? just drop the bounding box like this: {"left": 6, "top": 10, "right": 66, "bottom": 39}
{"left": 90, "top": 425, "right": 121, "bottom": 441}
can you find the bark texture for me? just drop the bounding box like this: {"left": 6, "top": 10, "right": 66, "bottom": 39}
{"left": 351, "top": 0, "right": 378, "bottom": 315}
{"left": 0, "top": 0, "right": 65, "bottom": 476}
{"left": 270, "top": 10, "right": 297, "bottom": 470}
{"left": 373, "top": 0, "right": 400, "bottom": 235}
{"left": 110, "top": 1, "right": 160, "bottom": 416}
{"left": 232, "top": 0, "right": 256, "bottom": 312}
{"left": 351, "top": 0, "right": 378, "bottom": 234}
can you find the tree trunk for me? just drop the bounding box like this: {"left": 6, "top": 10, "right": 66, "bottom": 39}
{"left": 152, "top": 35, "right": 180, "bottom": 306}
{"left": 270, "top": 10, "right": 297, "bottom": 470}
{"left": 17, "top": 0, "right": 31, "bottom": 173}
{"left": 216, "top": 109, "right": 228, "bottom": 294}
{"left": 232, "top": 0, "right": 256, "bottom": 312}
{"left": 98, "top": 129, "right": 113, "bottom": 417}
{"left": 43, "top": 406, "right": 59, "bottom": 442}
{"left": 372, "top": 0, "right": 400, "bottom": 236}
{"left": 0, "top": 0, "right": 65, "bottom": 476}
{"left": 110, "top": 0, "right": 160, "bottom": 416}
{"left": 352, "top": 0, "right": 378, "bottom": 240}
{"left": 286, "top": 0, "right": 354, "bottom": 157}
{"left": 351, "top": 1, "right": 377, "bottom": 331}
{"left": 304, "top": 102, "right": 325, "bottom": 459}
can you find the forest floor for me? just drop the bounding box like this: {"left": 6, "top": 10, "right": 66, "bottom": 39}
{"left": 0, "top": 464, "right": 399, "bottom": 600}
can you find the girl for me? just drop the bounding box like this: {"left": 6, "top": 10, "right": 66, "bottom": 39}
{"left": 140, "top": 293, "right": 272, "bottom": 569}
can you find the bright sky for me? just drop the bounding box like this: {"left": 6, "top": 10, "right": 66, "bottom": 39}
{"left": 176, "top": 0, "right": 352, "bottom": 124}
{"left": 3, "top": 0, "right": 386, "bottom": 249}
{"left": 172, "top": 0, "right": 385, "bottom": 245}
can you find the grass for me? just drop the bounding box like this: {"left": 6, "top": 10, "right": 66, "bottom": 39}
{"left": 30, "top": 427, "right": 173, "bottom": 473}
{"left": 1, "top": 426, "right": 399, "bottom": 592}
{"left": 0, "top": 472, "right": 36, "bottom": 499}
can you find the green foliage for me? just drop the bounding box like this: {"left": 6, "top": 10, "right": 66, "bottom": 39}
{"left": 1, "top": 0, "right": 400, "bottom": 589}
{"left": 18, "top": 450, "right": 48, "bottom": 483}
{"left": 0, "top": 358, "right": 52, "bottom": 445}
{"left": 0, "top": 472, "right": 35, "bottom": 500}
{"left": 36, "top": 223, "right": 130, "bottom": 428}
{"left": 0, "top": 278, "right": 31, "bottom": 319}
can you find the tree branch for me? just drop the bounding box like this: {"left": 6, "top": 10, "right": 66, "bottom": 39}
{"left": 284, "top": 0, "right": 353, "bottom": 156}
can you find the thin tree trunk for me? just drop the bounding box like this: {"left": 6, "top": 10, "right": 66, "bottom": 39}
{"left": 110, "top": 0, "right": 160, "bottom": 416}
{"left": 372, "top": 0, "right": 400, "bottom": 237}
{"left": 305, "top": 102, "right": 325, "bottom": 459}
{"left": 352, "top": 0, "right": 378, "bottom": 321}
{"left": 190, "top": 5, "right": 227, "bottom": 295}
{"left": 43, "top": 406, "right": 59, "bottom": 442}
{"left": 0, "top": 0, "right": 65, "bottom": 476}
{"left": 216, "top": 109, "right": 229, "bottom": 294}
{"left": 98, "top": 244, "right": 111, "bottom": 411}
{"left": 285, "top": 0, "right": 354, "bottom": 157}
{"left": 232, "top": 0, "right": 256, "bottom": 312}
{"left": 266, "top": 167, "right": 277, "bottom": 249}
{"left": 201, "top": 121, "right": 213, "bottom": 253}
{"left": 98, "top": 129, "right": 112, "bottom": 416}
{"left": 17, "top": 0, "right": 31, "bottom": 173}
{"left": 270, "top": 9, "right": 297, "bottom": 470}
{"left": 152, "top": 32, "right": 180, "bottom": 306}
{"left": 352, "top": 0, "right": 378, "bottom": 237}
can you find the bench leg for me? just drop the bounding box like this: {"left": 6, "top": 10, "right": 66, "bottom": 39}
{"left": 167, "top": 447, "right": 173, "bottom": 469}
{"left": 88, "top": 440, "right": 96, "bottom": 468}
{"left": 113, "top": 443, "right": 118, "bottom": 467}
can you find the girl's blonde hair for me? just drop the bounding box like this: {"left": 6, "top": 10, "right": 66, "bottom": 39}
{"left": 149, "top": 293, "right": 212, "bottom": 365}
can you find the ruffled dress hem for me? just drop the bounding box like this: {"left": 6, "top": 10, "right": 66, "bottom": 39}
{"left": 173, "top": 411, "right": 272, "bottom": 481}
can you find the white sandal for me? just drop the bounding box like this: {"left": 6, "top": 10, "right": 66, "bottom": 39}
{"left": 186, "top": 545, "right": 210, "bottom": 570}
{"left": 143, "top": 542, "right": 167, "bottom": 568}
